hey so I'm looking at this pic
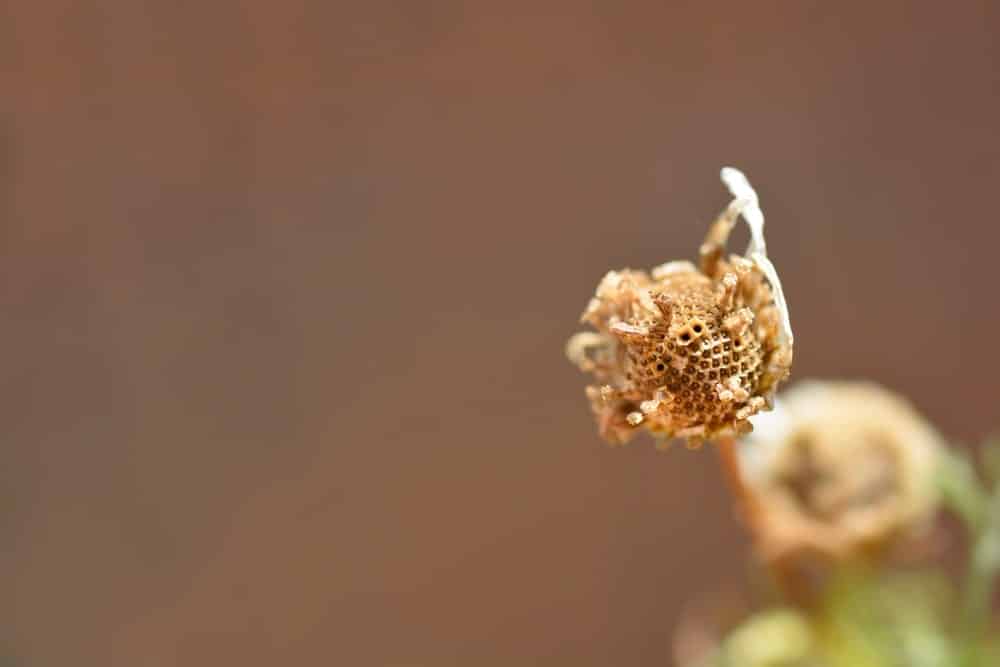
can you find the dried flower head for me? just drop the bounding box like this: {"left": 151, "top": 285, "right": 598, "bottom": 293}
{"left": 566, "top": 168, "right": 793, "bottom": 447}
{"left": 740, "top": 381, "right": 944, "bottom": 560}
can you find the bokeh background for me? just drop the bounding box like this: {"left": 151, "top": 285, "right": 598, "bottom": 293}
{"left": 4, "top": 2, "right": 999, "bottom": 665}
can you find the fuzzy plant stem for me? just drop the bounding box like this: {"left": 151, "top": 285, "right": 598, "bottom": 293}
{"left": 716, "top": 436, "right": 818, "bottom": 606}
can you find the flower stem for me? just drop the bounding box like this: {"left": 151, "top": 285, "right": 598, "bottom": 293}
{"left": 715, "top": 436, "right": 763, "bottom": 531}
{"left": 715, "top": 435, "right": 819, "bottom": 606}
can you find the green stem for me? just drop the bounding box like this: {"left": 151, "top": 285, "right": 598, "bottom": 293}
{"left": 960, "top": 485, "right": 1000, "bottom": 666}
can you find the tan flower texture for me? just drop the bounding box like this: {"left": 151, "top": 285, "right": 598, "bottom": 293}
{"left": 566, "top": 168, "right": 793, "bottom": 447}
{"left": 740, "top": 381, "right": 944, "bottom": 560}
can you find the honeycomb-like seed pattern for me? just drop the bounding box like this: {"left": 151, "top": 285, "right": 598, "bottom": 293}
{"left": 622, "top": 272, "right": 764, "bottom": 433}
{"left": 566, "top": 172, "right": 793, "bottom": 447}
{"left": 568, "top": 258, "right": 789, "bottom": 446}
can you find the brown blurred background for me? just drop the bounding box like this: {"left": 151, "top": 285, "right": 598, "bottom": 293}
{"left": 3, "top": 2, "right": 999, "bottom": 665}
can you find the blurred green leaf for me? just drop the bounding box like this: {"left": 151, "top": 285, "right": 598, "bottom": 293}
{"left": 936, "top": 445, "right": 988, "bottom": 532}
{"left": 980, "top": 434, "right": 1000, "bottom": 489}
{"left": 958, "top": 472, "right": 1000, "bottom": 666}
{"left": 818, "top": 569, "right": 958, "bottom": 667}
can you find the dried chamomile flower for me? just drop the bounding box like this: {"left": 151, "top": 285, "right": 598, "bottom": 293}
{"left": 739, "top": 381, "right": 944, "bottom": 561}
{"left": 565, "top": 168, "right": 793, "bottom": 448}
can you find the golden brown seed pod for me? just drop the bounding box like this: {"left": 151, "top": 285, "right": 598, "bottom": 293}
{"left": 739, "top": 381, "right": 944, "bottom": 561}
{"left": 566, "top": 168, "right": 793, "bottom": 447}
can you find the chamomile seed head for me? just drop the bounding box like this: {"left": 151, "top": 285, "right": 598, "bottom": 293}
{"left": 566, "top": 168, "right": 793, "bottom": 447}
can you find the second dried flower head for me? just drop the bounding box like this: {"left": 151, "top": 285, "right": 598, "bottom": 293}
{"left": 566, "top": 168, "right": 793, "bottom": 447}
{"left": 741, "top": 381, "right": 944, "bottom": 561}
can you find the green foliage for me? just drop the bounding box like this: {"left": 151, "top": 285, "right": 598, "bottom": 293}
{"left": 711, "top": 439, "right": 1000, "bottom": 667}
{"left": 938, "top": 439, "right": 1000, "bottom": 666}
{"left": 717, "top": 571, "right": 972, "bottom": 666}
{"left": 720, "top": 609, "right": 813, "bottom": 666}
{"left": 937, "top": 445, "right": 988, "bottom": 531}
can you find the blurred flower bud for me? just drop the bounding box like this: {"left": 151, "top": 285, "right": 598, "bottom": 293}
{"left": 722, "top": 609, "right": 813, "bottom": 667}
{"left": 741, "top": 381, "right": 944, "bottom": 561}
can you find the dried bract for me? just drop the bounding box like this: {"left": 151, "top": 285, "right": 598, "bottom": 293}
{"left": 566, "top": 168, "right": 793, "bottom": 447}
